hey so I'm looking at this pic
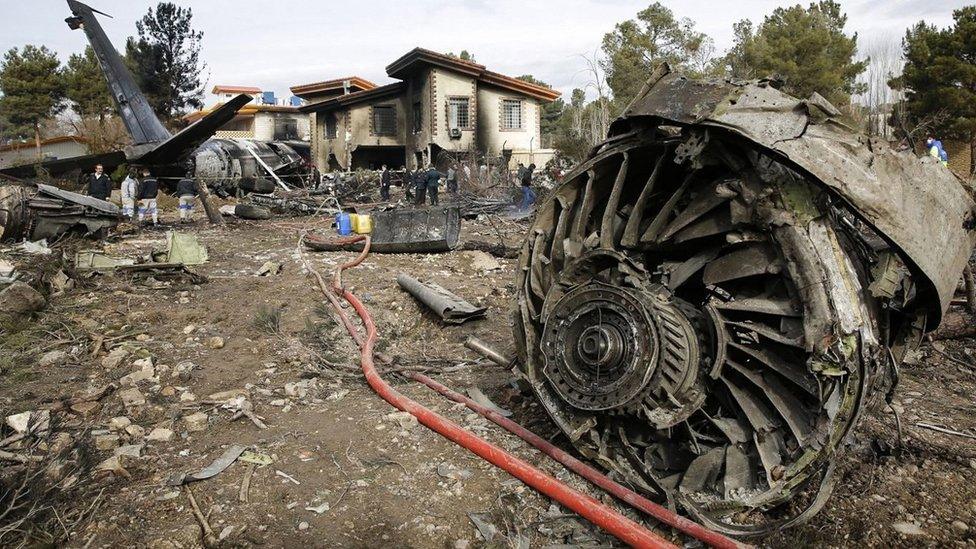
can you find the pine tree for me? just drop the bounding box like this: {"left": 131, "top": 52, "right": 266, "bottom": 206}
{"left": 600, "top": 3, "right": 713, "bottom": 112}
{"left": 0, "top": 45, "right": 66, "bottom": 158}
{"left": 125, "top": 2, "right": 205, "bottom": 121}
{"left": 65, "top": 45, "right": 113, "bottom": 120}
{"left": 722, "top": 1, "right": 867, "bottom": 106}
{"left": 892, "top": 7, "right": 976, "bottom": 174}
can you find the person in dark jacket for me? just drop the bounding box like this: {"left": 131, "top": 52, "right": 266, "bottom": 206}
{"left": 380, "top": 164, "right": 391, "bottom": 201}
{"left": 176, "top": 170, "right": 199, "bottom": 223}
{"left": 519, "top": 162, "right": 536, "bottom": 211}
{"left": 413, "top": 166, "right": 428, "bottom": 206}
{"left": 137, "top": 168, "right": 159, "bottom": 226}
{"left": 426, "top": 167, "right": 444, "bottom": 206}
{"left": 403, "top": 168, "right": 415, "bottom": 201}
{"left": 86, "top": 164, "right": 112, "bottom": 201}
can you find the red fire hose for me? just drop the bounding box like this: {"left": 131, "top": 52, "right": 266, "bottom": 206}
{"left": 407, "top": 371, "right": 746, "bottom": 549}
{"left": 302, "top": 233, "right": 739, "bottom": 548}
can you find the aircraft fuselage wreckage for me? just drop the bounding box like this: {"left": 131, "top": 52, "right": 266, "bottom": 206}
{"left": 1, "top": 1, "right": 307, "bottom": 196}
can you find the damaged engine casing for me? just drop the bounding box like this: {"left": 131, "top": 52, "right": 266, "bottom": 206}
{"left": 513, "top": 66, "right": 976, "bottom": 536}
{"left": 0, "top": 182, "right": 121, "bottom": 243}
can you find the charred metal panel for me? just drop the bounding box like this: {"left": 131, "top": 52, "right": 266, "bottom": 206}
{"left": 304, "top": 207, "right": 461, "bottom": 254}
{"left": 396, "top": 273, "right": 487, "bottom": 323}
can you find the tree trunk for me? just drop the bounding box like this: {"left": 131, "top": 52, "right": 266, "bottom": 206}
{"left": 33, "top": 122, "right": 42, "bottom": 160}
{"left": 196, "top": 180, "right": 224, "bottom": 225}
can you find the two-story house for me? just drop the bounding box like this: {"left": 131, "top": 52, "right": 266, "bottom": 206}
{"left": 184, "top": 85, "right": 311, "bottom": 141}
{"left": 293, "top": 48, "right": 560, "bottom": 171}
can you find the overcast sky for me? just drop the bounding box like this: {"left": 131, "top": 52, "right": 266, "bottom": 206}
{"left": 0, "top": 0, "right": 969, "bottom": 105}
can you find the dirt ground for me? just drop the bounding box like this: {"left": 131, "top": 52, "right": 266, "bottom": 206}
{"left": 2, "top": 198, "right": 976, "bottom": 548}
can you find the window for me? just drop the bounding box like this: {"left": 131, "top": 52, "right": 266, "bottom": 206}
{"left": 372, "top": 105, "right": 396, "bottom": 136}
{"left": 448, "top": 97, "right": 470, "bottom": 129}
{"left": 324, "top": 113, "right": 338, "bottom": 139}
{"left": 501, "top": 99, "right": 522, "bottom": 130}
{"left": 413, "top": 101, "right": 422, "bottom": 133}
{"left": 274, "top": 117, "right": 298, "bottom": 140}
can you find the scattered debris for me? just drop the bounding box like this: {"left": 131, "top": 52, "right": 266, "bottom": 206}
{"left": 168, "top": 445, "right": 247, "bottom": 486}
{"left": 466, "top": 388, "right": 512, "bottom": 417}
{"left": 5, "top": 410, "right": 50, "bottom": 434}
{"left": 155, "top": 232, "right": 209, "bottom": 265}
{"left": 0, "top": 281, "right": 46, "bottom": 320}
{"left": 467, "top": 512, "right": 499, "bottom": 542}
{"left": 239, "top": 450, "right": 273, "bottom": 466}
{"left": 183, "top": 411, "right": 209, "bottom": 432}
{"left": 75, "top": 250, "right": 136, "bottom": 270}
{"left": 256, "top": 260, "right": 282, "bottom": 276}
{"left": 275, "top": 469, "right": 300, "bottom": 485}
{"left": 146, "top": 427, "right": 174, "bottom": 442}
{"left": 396, "top": 273, "right": 487, "bottom": 324}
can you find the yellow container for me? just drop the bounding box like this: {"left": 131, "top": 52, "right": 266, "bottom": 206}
{"left": 348, "top": 213, "right": 360, "bottom": 232}
{"left": 354, "top": 214, "right": 373, "bottom": 234}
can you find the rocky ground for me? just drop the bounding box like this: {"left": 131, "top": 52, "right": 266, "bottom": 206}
{"left": 1, "top": 196, "right": 976, "bottom": 548}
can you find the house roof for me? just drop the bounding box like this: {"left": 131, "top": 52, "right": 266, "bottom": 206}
{"left": 183, "top": 103, "right": 300, "bottom": 123}
{"left": 290, "top": 76, "right": 377, "bottom": 98}
{"left": 385, "top": 48, "right": 560, "bottom": 102}
{"left": 0, "top": 135, "right": 87, "bottom": 153}
{"left": 212, "top": 85, "right": 261, "bottom": 94}
{"left": 299, "top": 82, "right": 407, "bottom": 114}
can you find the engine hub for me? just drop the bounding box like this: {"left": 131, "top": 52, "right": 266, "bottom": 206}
{"left": 540, "top": 282, "right": 704, "bottom": 418}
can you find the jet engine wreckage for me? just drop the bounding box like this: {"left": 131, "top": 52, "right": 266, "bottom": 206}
{"left": 513, "top": 66, "right": 976, "bottom": 536}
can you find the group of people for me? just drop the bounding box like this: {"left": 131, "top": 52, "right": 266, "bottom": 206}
{"left": 379, "top": 164, "right": 457, "bottom": 207}
{"left": 86, "top": 164, "right": 200, "bottom": 225}
{"left": 379, "top": 160, "right": 536, "bottom": 210}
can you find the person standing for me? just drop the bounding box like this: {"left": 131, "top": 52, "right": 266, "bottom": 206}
{"left": 413, "top": 165, "right": 428, "bottom": 206}
{"left": 446, "top": 165, "right": 458, "bottom": 195}
{"left": 120, "top": 168, "right": 138, "bottom": 220}
{"left": 176, "top": 170, "right": 199, "bottom": 223}
{"left": 520, "top": 162, "right": 537, "bottom": 211}
{"left": 87, "top": 164, "right": 112, "bottom": 201}
{"left": 137, "top": 168, "right": 159, "bottom": 226}
{"left": 380, "top": 164, "right": 391, "bottom": 201}
{"left": 403, "top": 168, "right": 415, "bottom": 202}
{"left": 426, "top": 166, "right": 444, "bottom": 206}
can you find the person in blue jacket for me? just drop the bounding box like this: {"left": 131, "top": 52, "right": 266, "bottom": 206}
{"left": 926, "top": 135, "right": 949, "bottom": 167}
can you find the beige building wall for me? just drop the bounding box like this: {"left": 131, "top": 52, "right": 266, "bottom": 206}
{"left": 0, "top": 140, "right": 89, "bottom": 168}
{"left": 477, "top": 85, "right": 541, "bottom": 158}
{"left": 429, "top": 68, "right": 478, "bottom": 154}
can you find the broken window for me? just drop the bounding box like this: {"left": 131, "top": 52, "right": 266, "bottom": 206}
{"left": 448, "top": 97, "right": 470, "bottom": 130}
{"left": 372, "top": 105, "right": 396, "bottom": 136}
{"left": 274, "top": 117, "right": 298, "bottom": 140}
{"left": 413, "top": 101, "right": 422, "bottom": 133}
{"left": 501, "top": 99, "right": 522, "bottom": 130}
{"left": 325, "top": 113, "right": 338, "bottom": 139}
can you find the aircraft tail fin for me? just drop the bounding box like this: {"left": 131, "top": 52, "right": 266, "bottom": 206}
{"left": 65, "top": 0, "right": 172, "bottom": 145}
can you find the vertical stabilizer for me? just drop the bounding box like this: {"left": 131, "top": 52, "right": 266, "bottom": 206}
{"left": 65, "top": 0, "right": 171, "bottom": 144}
